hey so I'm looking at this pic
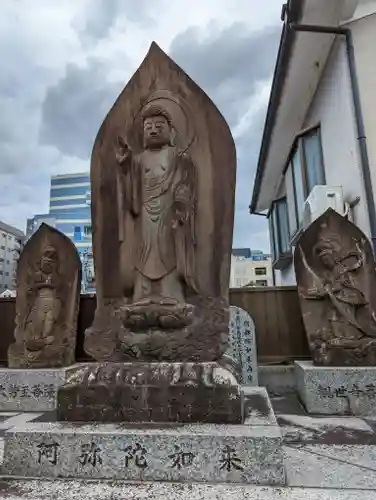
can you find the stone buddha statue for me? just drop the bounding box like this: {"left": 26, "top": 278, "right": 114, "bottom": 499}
{"left": 85, "top": 43, "right": 236, "bottom": 362}
{"left": 115, "top": 104, "right": 198, "bottom": 330}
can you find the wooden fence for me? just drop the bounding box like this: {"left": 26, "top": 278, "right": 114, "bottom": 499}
{"left": 0, "top": 287, "right": 310, "bottom": 365}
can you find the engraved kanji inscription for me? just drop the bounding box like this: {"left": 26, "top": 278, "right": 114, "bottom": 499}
{"left": 8, "top": 384, "right": 19, "bottom": 398}
{"left": 79, "top": 442, "right": 103, "bottom": 467}
{"left": 19, "top": 385, "right": 30, "bottom": 398}
{"left": 31, "top": 384, "right": 44, "bottom": 398}
{"left": 124, "top": 443, "right": 148, "bottom": 468}
{"left": 168, "top": 445, "right": 195, "bottom": 469}
{"left": 37, "top": 442, "right": 60, "bottom": 465}
{"left": 43, "top": 384, "right": 55, "bottom": 398}
{"left": 219, "top": 445, "right": 244, "bottom": 472}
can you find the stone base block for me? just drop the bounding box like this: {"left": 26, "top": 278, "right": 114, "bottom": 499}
{"left": 0, "top": 367, "right": 76, "bottom": 412}
{"left": 57, "top": 362, "right": 243, "bottom": 424}
{"left": 2, "top": 420, "right": 285, "bottom": 485}
{"left": 295, "top": 360, "right": 376, "bottom": 416}
{"left": 258, "top": 365, "right": 296, "bottom": 396}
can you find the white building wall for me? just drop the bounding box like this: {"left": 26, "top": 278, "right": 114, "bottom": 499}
{"left": 277, "top": 35, "right": 372, "bottom": 286}
{"left": 303, "top": 37, "right": 370, "bottom": 237}
{"left": 230, "top": 255, "right": 273, "bottom": 288}
{"left": 351, "top": 12, "right": 376, "bottom": 212}
{"left": 0, "top": 230, "right": 23, "bottom": 291}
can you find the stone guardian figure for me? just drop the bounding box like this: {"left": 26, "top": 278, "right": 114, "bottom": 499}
{"left": 8, "top": 224, "right": 81, "bottom": 368}
{"left": 295, "top": 208, "right": 376, "bottom": 366}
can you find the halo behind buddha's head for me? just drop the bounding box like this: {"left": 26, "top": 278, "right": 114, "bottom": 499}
{"left": 129, "top": 90, "right": 196, "bottom": 153}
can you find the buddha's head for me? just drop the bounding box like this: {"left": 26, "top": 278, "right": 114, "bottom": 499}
{"left": 141, "top": 105, "right": 174, "bottom": 149}
{"left": 313, "top": 237, "right": 340, "bottom": 269}
{"left": 40, "top": 245, "right": 59, "bottom": 274}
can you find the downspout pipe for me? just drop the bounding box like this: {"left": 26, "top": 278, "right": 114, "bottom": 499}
{"left": 250, "top": 211, "right": 275, "bottom": 285}
{"left": 289, "top": 22, "right": 376, "bottom": 254}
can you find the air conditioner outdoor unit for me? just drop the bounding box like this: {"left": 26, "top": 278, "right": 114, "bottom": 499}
{"left": 302, "top": 185, "right": 344, "bottom": 230}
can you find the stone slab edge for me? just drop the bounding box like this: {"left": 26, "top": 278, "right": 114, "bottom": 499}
{"left": 243, "top": 386, "right": 278, "bottom": 425}
{"left": 2, "top": 421, "right": 285, "bottom": 485}
{"left": 258, "top": 365, "right": 296, "bottom": 395}
{"left": 0, "top": 480, "right": 375, "bottom": 500}
{"left": 0, "top": 364, "right": 83, "bottom": 412}
{"left": 295, "top": 360, "right": 376, "bottom": 416}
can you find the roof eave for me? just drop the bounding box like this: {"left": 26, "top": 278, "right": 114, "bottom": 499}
{"left": 250, "top": 0, "right": 304, "bottom": 214}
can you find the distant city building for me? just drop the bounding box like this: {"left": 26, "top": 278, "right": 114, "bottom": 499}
{"left": 0, "top": 220, "right": 25, "bottom": 292}
{"left": 27, "top": 172, "right": 95, "bottom": 292}
{"left": 230, "top": 248, "right": 273, "bottom": 288}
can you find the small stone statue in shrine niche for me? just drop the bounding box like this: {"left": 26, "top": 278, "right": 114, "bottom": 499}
{"left": 295, "top": 208, "right": 376, "bottom": 366}
{"left": 22, "top": 245, "right": 62, "bottom": 352}
{"left": 8, "top": 224, "right": 81, "bottom": 368}
{"left": 85, "top": 42, "right": 236, "bottom": 362}
{"left": 115, "top": 104, "right": 198, "bottom": 331}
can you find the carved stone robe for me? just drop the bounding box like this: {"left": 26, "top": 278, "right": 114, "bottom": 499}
{"left": 118, "top": 145, "right": 197, "bottom": 298}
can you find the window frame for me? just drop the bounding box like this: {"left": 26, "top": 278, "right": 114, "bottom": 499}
{"left": 268, "top": 196, "right": 292, "bottom": 270}
{"left": 255, "top": 279, "right": 268, "bottom": 287}
{"left": 283, "top": 124, "right": 326, "bottom": 240}
{"left": 84, "top": 225, "right": 92, "bottom": 238}
{"left": 254, "top": 267, "right": 267, "bottom": 276}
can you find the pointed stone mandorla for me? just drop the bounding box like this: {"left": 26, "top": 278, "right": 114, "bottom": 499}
{"left": 85, "top": 42, "right": 236, "bottom": 363}
{"left": 8, "top": 223, "right": 81, "bottom": 368}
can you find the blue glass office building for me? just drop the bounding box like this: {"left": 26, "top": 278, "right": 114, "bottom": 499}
{"left": 27, "top": 172, "right": 95, "bottom": 292}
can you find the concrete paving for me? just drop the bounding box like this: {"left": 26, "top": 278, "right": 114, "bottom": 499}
{"left": 0, "top": 479, "right": 375, "bottom": 499}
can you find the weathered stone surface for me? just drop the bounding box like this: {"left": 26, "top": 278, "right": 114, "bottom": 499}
{"left": 2, "top": 421, "right": 285, "bottom": 485}
{"left": 57, "top": 362, "right": 243, "bottom": 424}
{"left": 226, "top": 306, "right": 258, "bottom": 385}
{"left": 0, "top": 367, "right": 69, "bottom": 411}
{"left": 243, "top": 387, "right": 277, "bottom": 426}
{"left": 258, "top": 366, "right": 296, "bottom": 396}
{"left": 1, "top": 481, "right": 376, "bottom": 500}
{"left": 295, "top": 360, "right": 376, "bottom": 416}
{"left": 8, "top": 224, "right": 81, "bottom": 368}
{"left": 295, "top": 208, "right": 376, "bottom": 366}
{"left": 85, "top": 42, "right": 236, "bottom": 362}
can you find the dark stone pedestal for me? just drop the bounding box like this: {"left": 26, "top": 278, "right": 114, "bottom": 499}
{"left": 57, "top": 362, "right": 243, "bottom": 424}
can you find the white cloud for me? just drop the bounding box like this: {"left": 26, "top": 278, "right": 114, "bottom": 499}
{"left": 0, "top": 0, "right": 282, "bottom": 250}
{"left": 233, "top": 78, "right": 272, "bottom": 140}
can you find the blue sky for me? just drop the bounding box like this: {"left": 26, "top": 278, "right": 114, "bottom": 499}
{"left": 0, "top": 0, "right": 283, "bottom": 251}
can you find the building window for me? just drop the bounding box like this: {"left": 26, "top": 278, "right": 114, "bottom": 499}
{"left": 256, "top": 279, "right": 268, "bottom": 286}
{"left": 0, "top": 246, "right": 4, "bottom": 250}
{"left": 255, "top": 267, "right": 267, "bottom": 276}
{"left": 74, "top": 226, "right": 82, "bottom": 241}
{"left": 6, "top": 260, "right": 9, "bottom": 265}
{"left": 284, "top": 126, "right": 325, "bottom": 238}
{"left": 1, "top": 233, "right": 5, "bottom": 238}
{"left": 269, "top": 197, "right": 291, "bottom": 269}
{"left": 5, "top": 272, "right": 9, "bottom": 276}
{"left": 0, "top": 271, "right": 3, "bottom": 275}
{"left": 84, "top": 225, "right": 92, "bottom": 238}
